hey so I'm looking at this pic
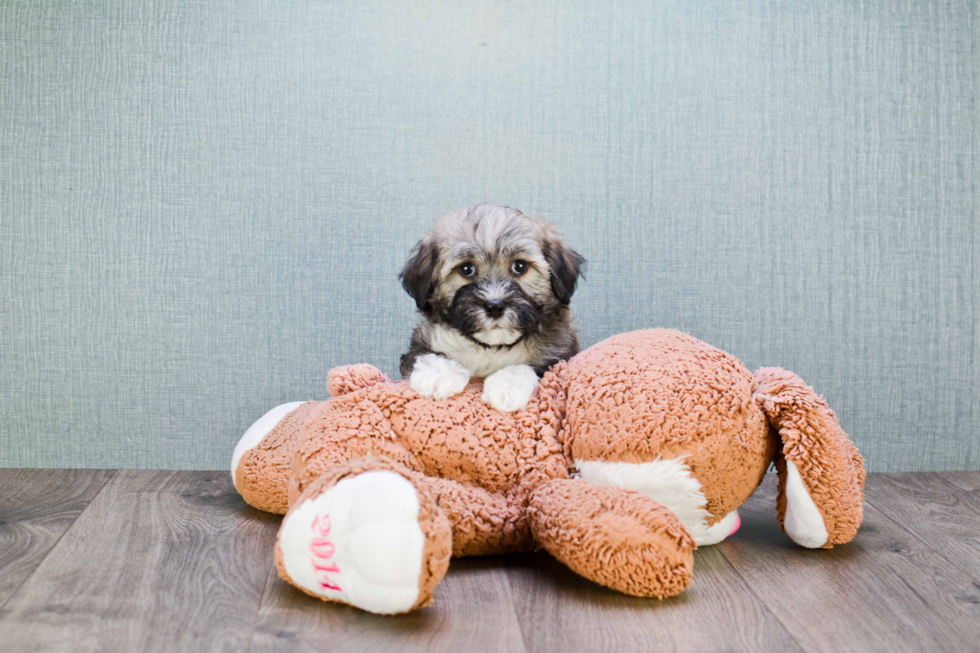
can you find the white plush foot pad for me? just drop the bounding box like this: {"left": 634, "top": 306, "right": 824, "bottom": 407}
{"left": 783, "top": 459, "right": 830, "bottom": 548}
{"left": 231, "top": 401, "right": 306, "bottom": 489}
{"left": 482, "top": 364, "right": 539, "bottom": 412}
{"left": 410, "top": 353, "right": 471, "bottom": 400}
{"left": 278, "top": 471, "right": 426, "bottom": 614}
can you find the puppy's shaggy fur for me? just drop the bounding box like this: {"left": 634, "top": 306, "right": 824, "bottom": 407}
{"left": 399, "top": 204, "right": 584, "bottom": 411}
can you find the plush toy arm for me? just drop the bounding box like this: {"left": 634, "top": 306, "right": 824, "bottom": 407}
{"left": 754, "top": 367, "right": 865, "bottom": 549}
{"left": 422, "top": 478, "right": 531, "bottom": 557}
{"left": 527, "top": 478, "right": 695, "bottom": 598}
{"left": 515, "top": 361, "right": 575, "bottom": 490}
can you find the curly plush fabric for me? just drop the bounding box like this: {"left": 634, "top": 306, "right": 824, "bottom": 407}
{"left": 753, "top": 367, "right": 866, "bottom": 546}
{"left": 327, "top": 364, "right": 391, "bottom": 397}
{"left": 235, "top": 328, "right": 865, "bottom": 613}
{"left": 236, "top": 400, "right": 319, "bottom": 515}
{"left": 528, "top": 478, "right": 695, "bottom": 598}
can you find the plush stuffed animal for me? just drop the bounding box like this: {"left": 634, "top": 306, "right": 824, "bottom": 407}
{"left": 231, "top": 329, "right": 864, "bottom": 615}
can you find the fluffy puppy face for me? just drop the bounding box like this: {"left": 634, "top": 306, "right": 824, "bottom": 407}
{"left": 400, "top": 204, "right": 584, "bottom": 347}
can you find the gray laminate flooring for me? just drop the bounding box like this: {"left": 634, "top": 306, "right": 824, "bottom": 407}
{"left": 1, "top": 469, "right": 978, "bottom": 652}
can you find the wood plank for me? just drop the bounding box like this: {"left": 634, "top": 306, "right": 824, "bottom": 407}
{"left": 0, "top": 469, "right": 115, "bottom": 607}
{"left": 508, "top": 546, "right": 803, "bottom": 653}
{"left": 934, "top": 471, "right": 980, "bottom": 495}
{"left": 0, "top": 470, "right": 280, "bottom": 653}
{"left": 719, "top": 474, "right": 980, "bottom": 653}
{"left": 863, "top": 473, "right": 980, "bottom": 580}
{"left": 248, "top": 554, "right": 527, "bottom": 653}
{"left": 3, "top": 469, "right": 978, "bottom": 652}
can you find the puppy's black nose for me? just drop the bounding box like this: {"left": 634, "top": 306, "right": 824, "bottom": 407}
{"left": 484, "top": 299, "right": 506, "bottom": 318}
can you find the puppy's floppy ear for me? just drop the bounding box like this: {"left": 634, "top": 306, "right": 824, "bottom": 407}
{"left": 542, "top": 234, "right": 585, "bottom": 305}
{"left": 399, "top": 236, "right": 440, "bottom": 310}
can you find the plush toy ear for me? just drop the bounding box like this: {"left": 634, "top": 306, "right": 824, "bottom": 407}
{"left": 399, "top": 237, "right": 440, "bottom": 311}
{"left": 753, "top": 367, "right": 865, "bottom": 549}
{"left": 542, "top": 232, "right": 585, "bottom": 305}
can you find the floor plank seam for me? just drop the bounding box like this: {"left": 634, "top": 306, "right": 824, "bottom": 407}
{"left": 0, "top": 469, "right": 117, "bottom": 614}
{"left": 244, "top": 565, "right": 278, "bottom": 653}
{"left": 504, "top": 563, "right": 532, "bottom": 653}
{"left": 863, "top": 493, "right": 980, "bottom": 586}
{"left": 714, "top": 541, "right": 812, "bottom": 653}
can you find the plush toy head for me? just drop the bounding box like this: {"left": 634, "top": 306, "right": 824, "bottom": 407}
{"left": 562, "top": 330, "right": 863, "bottom": 547}
{"left": 562, "top": 329, "right": 773, "bottom": 543}
{"left": 233, "top": 329, "right": 865, "bottom": 614}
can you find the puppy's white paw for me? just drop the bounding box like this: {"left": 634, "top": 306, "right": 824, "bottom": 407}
{"left": 410, "top": 354, "right": 471, "bottom": 400}
{"left": 481, "top": 364, "right": 540, "bottom": 412}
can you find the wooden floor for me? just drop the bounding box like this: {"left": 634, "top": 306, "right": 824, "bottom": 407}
{"left": 1, "top": 471, "right": 979, "bottom": 653}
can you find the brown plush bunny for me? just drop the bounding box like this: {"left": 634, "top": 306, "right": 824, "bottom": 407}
{"left": 231, "top": 329, "right": 864, "bottom": 614}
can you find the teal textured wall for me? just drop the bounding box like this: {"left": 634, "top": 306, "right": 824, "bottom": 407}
{"left": 1, "top": 1, "right": 977, "bottom": 471}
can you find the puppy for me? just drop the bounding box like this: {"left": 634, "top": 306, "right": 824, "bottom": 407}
{"left": 399, "top": 203, "right": 584, "bottom": 412}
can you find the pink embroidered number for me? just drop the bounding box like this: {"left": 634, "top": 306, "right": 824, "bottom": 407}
{"left": 310, "top": 514, "right": 341, "bottom": 591}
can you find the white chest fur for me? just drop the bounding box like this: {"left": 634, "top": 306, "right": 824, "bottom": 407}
{"left": 575, "top": 457, "right": 740, "bottom": 546}
{"left": 426, "top": 324, "right": 535, "bottom": 377}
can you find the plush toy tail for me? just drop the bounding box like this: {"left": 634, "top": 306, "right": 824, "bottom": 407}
{"left": 753, "top": 368, "right": 865, "bottom": 549}
{"left": 327, "top": 364, "right": 391, "bottom": 397}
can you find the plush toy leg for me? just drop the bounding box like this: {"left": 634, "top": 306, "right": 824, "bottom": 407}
{"left": 527, "top": 478, "right": 695, "bottom": 598}
{"left": 423, "top": 478, "right": 530, "bottom": 556}
{"left": 275, "top": 455, "right": 453, "bottom": 615}
{"left": 233, "top": 401, "right": 320, "bottom": 514}
{"left": 754, "top": 367, "right": 866, "bottom": 549}
{"left": 290, "top": 394, "right": 425, "bottom": 506}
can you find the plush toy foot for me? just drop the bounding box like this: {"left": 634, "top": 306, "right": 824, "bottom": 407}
{"left": 276, "top": 464, "right": 452, "bottom": 614}
{"left": 410, "top": 353, "right": 471, "bottom": 400}
{"left": 231, "top": 401, "right": 307, "bottom": 488}
{"left": 232, "top": 401, "right": 320, "bottom": 514}
{"left": 481, "top": 364, "right": 539, "bottom": 412}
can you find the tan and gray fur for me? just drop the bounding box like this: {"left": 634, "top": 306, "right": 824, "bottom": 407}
{"left": 399, "top": 204, "right": 584, "bottom": 385}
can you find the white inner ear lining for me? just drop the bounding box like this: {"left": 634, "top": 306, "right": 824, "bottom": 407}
{"left": 782, "top": 459, "right": 830, "bottom": 548}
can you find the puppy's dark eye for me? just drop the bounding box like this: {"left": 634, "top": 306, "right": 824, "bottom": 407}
{"left": 510, "top": 260, "right": 529, "bottom": 276}
{"left": 458, "top": 262, "right": 476, "bottom": 278}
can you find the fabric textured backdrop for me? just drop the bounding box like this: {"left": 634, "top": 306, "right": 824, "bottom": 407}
{"left": 1, "top": 1, "right": 977, "bottom": 471}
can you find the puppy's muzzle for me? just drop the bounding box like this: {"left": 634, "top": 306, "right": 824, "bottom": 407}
{"left": 483, "top": 299, "right": 506, "bottom": 319}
